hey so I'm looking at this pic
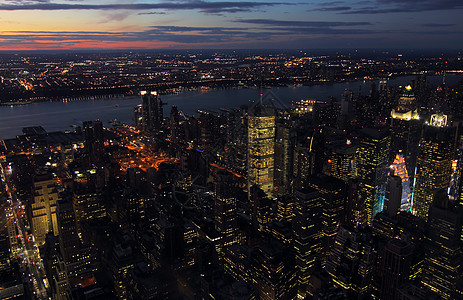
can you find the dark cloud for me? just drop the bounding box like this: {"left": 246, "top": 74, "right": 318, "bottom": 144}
{"left": 316, "top": 1, "right": 344, "bottom": 6}
{"left": 234, "top": 19, "right": 372, "bottom": 27}
{"left": 137, "top": 11, "right": 167, "bottom": 15}
{"left": 344, "top": 0, "right": 463, "bottom": 14}
{"left": 0, "top": 1, "right": 289, "bottom": 14}
{"left": 422, "top": 23, "right": 455, "bottom": 27}
{"left": 313, "top": 6, "right": 351, "bottom": 11}
{"left": 199, "top": 7, "right": 250, "bottom": 14}
{"left": 3, "top": 0, "right": 49, "bottom": 5}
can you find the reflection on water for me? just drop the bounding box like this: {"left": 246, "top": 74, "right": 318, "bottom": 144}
{"left": 0, "top": 75, "right": 460, "bottom": 140}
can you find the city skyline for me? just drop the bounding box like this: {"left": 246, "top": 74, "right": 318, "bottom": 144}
{"left": 0, "top": 0, "right": 462, "bottom": 50}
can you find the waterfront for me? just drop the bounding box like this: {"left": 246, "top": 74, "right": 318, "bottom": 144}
{"left": 0, "top": 74, "right": 461, "bottom": 140}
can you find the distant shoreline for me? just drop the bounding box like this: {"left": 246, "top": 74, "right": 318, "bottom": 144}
{"left": 0, "top": 72, "right": 461, "bottom": 108}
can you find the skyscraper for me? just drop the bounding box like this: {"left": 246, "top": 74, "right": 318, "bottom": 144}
{"left": 140, "top": 91, "right": 163, "bottom": 133}
{"left": 82, "top": 120, "right": 104, "bottom": 162}
{"left": 390, "top": 85, "right": 420, "bottom": 179}
{"left": 412, "top": 114, "right": 456, "bottom": 219}
{"left": 380, "top": 239, "right": 414, "bottom": 300}
{"left": 56, "top": 197, "right": 80, "bottom": 263}
{"left": 326, "top": 226, "right": 375, "bottom": 299}
{"left": 30, "top": 172, "right": 59, "bottom": 245}
{"left": 214, "top": 172, "right": 238, "bottom": 247}
{"left": 421, "top": 190, "right": 462, "bottom": 299}
{"left": 328, "top": 144, "right": 357, "bottom": 182}
{"left": 390, "top": 153, "right": 411, "bottom": 211}
{"left": 384, "top": 173, "right": 402, "bottom": 217}
{"left": 293, "top": 188, "right": 323, "bottom": 298}
{"left": 274, "top": 123, "right": 291, "bottom": 195}
{"left": 252, "top": 238, "right": 297, "bottom": 300}
{"left": 307, "top": 174, "right": 346, "bottom": 266}
{"left": 247, "top": 100, "right": 275, "bottom": 198}
{"left": 356, "top": 127, "right": 390, "bottom": 225}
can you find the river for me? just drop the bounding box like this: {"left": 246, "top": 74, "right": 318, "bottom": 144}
{"left": 0, "top": 74, "right": 461, "bottom": 140}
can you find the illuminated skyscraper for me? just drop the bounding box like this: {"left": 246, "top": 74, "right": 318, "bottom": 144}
{"left": 356, "top": 128, "right": 390, "bottom": 225}
{"left": 247, "top": 100, "right": 275, "bottom": 198}
{"left": 292, "top": 144, "right": 312, "bottom": 190}
{"left": 253, "top": 238, "right": 297, "bottom": 300}
{"left": 30, "top": 172, "right": 59, "bottom": 245}
{"left": 390, "top": 86, "right": 420, "bottom": 179}
{"left": 307, "top": 174, "right": 346, "bottom": 266}
{"left": 390, "top": 153, "right": 411, "bottom": 211}
{"left": 328, "top": 144, "right": 357, "bottom": 182}
{"left": 140, "top": 91, "right": 163, "bottom": 133}
{"left": 214, "top": 172, "right": 238, "bottom": 247}
{"left": 73, "top": 185, "right": 105, "bottom": 238}
{"left": 412, "top": 114, "right": 456, "bottom": 220}
{"left": 422, "top": 190, "right": 462, "bottom": 299}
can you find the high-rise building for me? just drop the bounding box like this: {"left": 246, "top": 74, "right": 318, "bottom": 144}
{"left": 214, "top": 172, "right": 238, "bottom": 247}
{"left": 73, "top": 185, "right": 105, "bottom": 237}
{"left": 421, "top": 190, "right": 462, "bottom": 300}
{"left": 252, "top": 238, "right": 297, "bottom": 300}
{"left": 249, "top": 185, "right": 273, "bottom": 233}
{"left": 30, "top": 172, "right": 59, "bottom": 245}
{"left": 169, "top": 105, "right": 181, "bottom": 142}
{"left": 82, "top": 120, "right": 104, "bottom": 162}
{"left": 224, "top": 108, "right": 247, "bottom": 173}
{"left": 139, "top": 91, "right": 163, "bottom": 133}
{"left": 307, "top": 174, "right": 346, "bottom": 266}
{"left": 379, "top": 239, "right": 414, "bottom": 300}
{"left": 326, "top": 226, "right": 375, "bottom": 299}
{"left": 56, "top": 197, "right": 80, "bottom": 262}
{"left": 390, "top": 153, "right": 411, "bottom": 211}
{"left": 412, "top": 114, "right": 456, "bottom": 220}
{"left": 328, "top": 144, "right": 357, "bottom": 182}
{"left": 292, "top": 144, "right": 313, "bottom": 190}
{"left": 390, "top": 85, "right": 420, "bottom": 179}
{"left": 345, "top": 178, "right": 368, "bottom": 228}
{"left": 292, "top": 188, "right": 323, "bottom": 298}
{"left": 274, "top": 123, "right": 292, "bottom": 195}
{"left": 247, "top": 100, "right": 275, "bottom": 198}
{"left": 4, "top": 206, "right": 18, "bottom": 253}
{"left": 356, "top": 127, "right": 390, "bottom": 225}
{"left": 384, "top": 173, "right": 402, "bottom": 217}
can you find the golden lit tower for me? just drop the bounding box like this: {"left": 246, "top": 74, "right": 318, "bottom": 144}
{"left": 247, "top": 99, "right": 275, "bottom": 198}
{"left": 412, "top": 114, "right": 456, "bottom": 219}
{"left": 30, "top": 172, "right": 59, "bottom": 245}
{"left": 390, "top": 85, "right": 420, "bottom": 179}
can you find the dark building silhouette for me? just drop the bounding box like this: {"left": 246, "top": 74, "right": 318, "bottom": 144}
{"left": 139, "top": 91, "right": 163, "bottom": 133}
{"left": 293, "top": 187, "right": 323, "bottom": 298}
{"left": 380, "top": 239, "right": 414, "bottom": 300}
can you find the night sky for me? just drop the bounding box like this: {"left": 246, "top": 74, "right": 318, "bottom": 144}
{"left": 0, "top": 0, "right": 462, "bottom": 50}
